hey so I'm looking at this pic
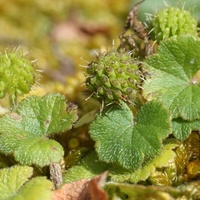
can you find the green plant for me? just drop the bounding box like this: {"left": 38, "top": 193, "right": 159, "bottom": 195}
{"left": 0, "top": 93, "right": 78, "bottom": 167}
{"left": 1, "top": 2, "right": 200, "bottom": 200}
{"left": 0, "top": 166, "right": 53, "bottom": 200}
{"left": 0, "top": 49, "right": 78, "bottom": 197}
{"left": 0, "top": 50, "right": 37, "bottom": 109}
{"left": 64, "top": 3, "right": 200, "bottom": 199}
{"left": 151, "top": 7, "right": 198, "bottom": 42}
{"left": 86, "top": 50, "right": 139, "bottom": 103}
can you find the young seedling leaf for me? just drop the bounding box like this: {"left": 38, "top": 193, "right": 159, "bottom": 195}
{"left": 63, "top": 151, "right": 110, "bottom": 183}
{"left": 0, "top": 165, "right": 33, "bottom": 199}
{"left": 0, "top": 93, "right": 78, "bottom": 167}
{"left": 109, "top": 140, "right": 178, "bottom": 183}
{"left": 172, "top": 118, "right": 200, "bottom": 140}
{"left": 89, "top": 101, "right": 171, "bottom": 170}
{"left": 143, "top": 36, "right": 200, "bottom": 121}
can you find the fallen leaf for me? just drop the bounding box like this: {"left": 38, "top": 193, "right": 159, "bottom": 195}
{"left": 52, "top": 171, "right": 108, "bottom": 200}
{"left": 52, "top": 179, "right": 89, "bottom": 200}
{"left": 88, "top": 171, "right": 108, "bottom": 200}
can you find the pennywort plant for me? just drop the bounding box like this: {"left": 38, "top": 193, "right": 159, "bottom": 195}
{"left": 83, "top": 5, "right": 200, "bottom": 170}
{"left": 0, "top": 2, "right": 200, "bottom": 199}
{"left": 0, "top": 49, "right": 78, "bottom": 198}
{"left": 64, "top": 4, "right": 200, "bottom": 198}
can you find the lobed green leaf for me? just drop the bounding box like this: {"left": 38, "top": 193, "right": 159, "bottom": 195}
{"left": 8, "top": 177, "right": 53, "bottom": 200}
{"left": 89, "top": 101, "right": 171, "bottom": 170}
{"left": 143, "top": 36, "right": 200, "bottom": 121}
{"left": 110, "top": 141, "right": 178, "bottom": 183}
{"left": 0, "top": 93, "right": 77, "bottom": 136}
{"left": 63, "top": 151, "right": 109, "bottom": 183}
{"left": 172, "top": 118, "right": 200, "bottom": 140}
{"left": 0, "top": 93, "right": 78, "bottom": 167}
{"left": 0, "top": 165, "right": 33, "bottom": 199}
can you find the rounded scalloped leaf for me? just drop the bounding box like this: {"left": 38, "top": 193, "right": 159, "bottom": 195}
{"left": 0, "top": 93, "right": 78, "bottom": 136}
{"left": 63, "top": 151, "right": 110, "bottom": 183}
{"left": 89, "top": 101, "right": 171, "bottom": 170}
{"left": 0, "top": 132, "right": 64, "bottom": 167}
{"left": 0, "top": 93, "right": 77, "bottom": 167}
{"left": 0, "top": 165, "right": 33, "bottom": 199}
{"left": 11, "top": 177, "right": 53, "bottom": 200}
{"left": 172, "top": 118, "right": 200, "bottom": 140}
{"left": 15, "top": 138, "right": 64, "bottom": 166}
{"left": 109, "top": 141, "right": 178, "bottom": 183}
{"left": 143, "top": 36, "right": 200, "bottom": 121}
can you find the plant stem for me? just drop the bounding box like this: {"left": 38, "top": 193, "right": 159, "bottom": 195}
{"left": 9, "top": 91, "right": 18, "bottom": 111}
{"left": 50, "top": 162, "right": 63, "bottom": 189}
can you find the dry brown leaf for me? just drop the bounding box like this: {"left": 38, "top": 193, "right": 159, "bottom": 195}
{"left": 52, "top": 171, "right": 108, "bottom": 200}
{"left": 52, "top": 179, "right": 89, "bottom": 200}
{"left": 88, "top": 171, "right": 108, "bottom": 200}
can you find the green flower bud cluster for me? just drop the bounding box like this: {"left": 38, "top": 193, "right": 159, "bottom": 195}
{"left": 86, "top": 50, "right": 139, "bottom": 103}
{"left": 152, "top": 7, "right": 197, "bottom": 43}
{"left": 0, "top": 51, "right": 36, "bottom": 107}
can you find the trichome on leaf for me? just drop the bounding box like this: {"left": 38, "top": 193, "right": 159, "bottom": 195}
{"left": 1, "top": 1, "right": 200, "bottom": 199}
{"left": 89, "top": 101, "right": 171, "bottom": 170}
{"left": 143, "top": 35, "right": 200, "bottom": 139}
{"left": 0, "top": 93, "right": 78, "bottom": 167}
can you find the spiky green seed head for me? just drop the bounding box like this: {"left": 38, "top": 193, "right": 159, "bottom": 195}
{"left": 152, "top": 7, "right": 197, "bottom": 43}
{"left": 0, "top": 50, "right": 37, "bottom": 101}
{"left": 86, "top": 50, "right": 139, "bottom": 103}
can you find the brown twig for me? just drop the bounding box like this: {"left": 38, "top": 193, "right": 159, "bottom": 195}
{"left": 50, "top": 162, "right": 63, "bottom": 189}
{"left": 120, "top": 0, "right": 146, "bottom": 40}
{"left": 119, "top": 0, "right": 153, "bottom": 56}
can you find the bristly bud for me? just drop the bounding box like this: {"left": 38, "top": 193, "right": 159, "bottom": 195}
{"left": 152, "top": 7, "right": 198, "bottom": 43}
{"left": 0, "top": 49, "right": 37, "bottom": 108}
{"left": 86, "top": 50, "right": 139, "bottom": 103}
